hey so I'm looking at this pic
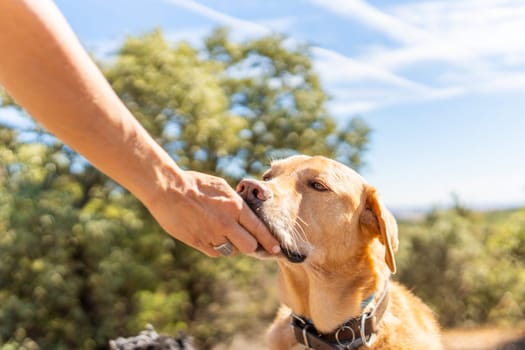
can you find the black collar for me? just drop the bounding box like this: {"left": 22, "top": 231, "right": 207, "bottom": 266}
{"left": 290, "top": 282, "right": 389, "bottom": 349}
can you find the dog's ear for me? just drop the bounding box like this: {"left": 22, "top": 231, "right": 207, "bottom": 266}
{"left": 360, "top": 186, "right": 398, "bottom": 274}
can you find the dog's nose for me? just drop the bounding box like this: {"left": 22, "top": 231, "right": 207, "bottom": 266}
{"left": 236, "top": 179, "right": 272, "bottom": 203}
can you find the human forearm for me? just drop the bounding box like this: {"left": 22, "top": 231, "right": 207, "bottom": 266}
{"left": 0, "top": 0, "right": 175, "bottom": 204}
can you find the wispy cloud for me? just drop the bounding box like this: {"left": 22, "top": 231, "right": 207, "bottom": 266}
{"left": 311, "top": 46, "right": 446, "bottom": 115}
{"left": 309, "top": 0, "right": 525, "bottom": 68}
{"left": 257, "top": 16, "right": 296, "bottom": 33}
{"left": 308, "top": 0, "right": 432, "bottom": 45}
{"left": 307, "top": 0, "right": 525, "bottom": 116}
{"left": 370, "top": 0, "right": 525, "bottom": 69}
{"left": 161, "top": 0, "right": 270, "bottom": 36}
{"left": 311, "top": 47, "right": 428, "bottom": 90}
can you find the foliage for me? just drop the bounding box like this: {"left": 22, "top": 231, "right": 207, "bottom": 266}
{"left": 203, "top": 28, "right": 369, "bottom": 173}
{"left": 396, "top": 207, "right": 525, "bottom": 328}
{"left": 0, "top": 28, "right": 369, "bottom": 349}
{"left": 0, "top": 131, "right": 155, "bottom": 348}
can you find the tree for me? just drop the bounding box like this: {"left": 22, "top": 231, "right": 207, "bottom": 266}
{"left": 204, "top": 28, "right": 369, "bottom": 174}
{"left": 0, "top": 28, "right": 370, "bottom": 349}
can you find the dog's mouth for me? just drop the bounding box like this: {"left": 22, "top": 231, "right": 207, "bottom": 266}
{"left": 280, "top": 246, "right": 307, "bottom": 263}
{"left": 255, "top": 244, "right": 307, "bottom": 263}
{"left": 249, "top": 203, "right": 308, "bottom": 263}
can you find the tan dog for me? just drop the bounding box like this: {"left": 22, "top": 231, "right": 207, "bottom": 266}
{"left": 237, "top": 155, "right": 442, "bottom": 350}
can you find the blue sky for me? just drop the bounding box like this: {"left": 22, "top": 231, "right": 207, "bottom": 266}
{"left": 4, "top": 0, "right": 525, "bottom": 211}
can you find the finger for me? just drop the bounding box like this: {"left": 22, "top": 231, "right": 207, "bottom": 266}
{"left": 227, "top": 226, "right": 258, "bottom": 254}
{"left": 238, "top": 202, "right": 281, "bottom": 254}
{"left": 184, "top": 236, "right": 224, "bottom": 258}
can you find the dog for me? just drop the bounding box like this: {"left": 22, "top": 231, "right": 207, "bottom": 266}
{"left": 237, "top": 155, "right": 443, "bottom": 350}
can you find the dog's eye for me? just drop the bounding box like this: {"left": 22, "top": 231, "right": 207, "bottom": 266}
{"left": 309, "top": 180, "right": 329, "bottom": 192}
{"left": 262, "top": 173, "right": 272, "bottom": 181}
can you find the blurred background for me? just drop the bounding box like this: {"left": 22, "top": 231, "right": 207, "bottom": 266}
{"left": 0, "top": 0, "right": 524, "bottom": 349}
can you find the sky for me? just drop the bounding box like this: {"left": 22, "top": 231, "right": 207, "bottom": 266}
{"left": 3, "top": 0, "right": 525, "bottom": 212}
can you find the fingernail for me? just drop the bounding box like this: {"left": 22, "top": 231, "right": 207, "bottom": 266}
{"left": 272, "top": 245, "right": 281, "bottom": 254}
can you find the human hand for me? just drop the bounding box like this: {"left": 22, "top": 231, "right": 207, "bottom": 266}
{"left": 143, "top": 168, "right": 281, "bottom": 257}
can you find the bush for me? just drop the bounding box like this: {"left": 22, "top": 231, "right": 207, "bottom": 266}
{"left": 396, "top": 207, "right": 525, "bottom": 328}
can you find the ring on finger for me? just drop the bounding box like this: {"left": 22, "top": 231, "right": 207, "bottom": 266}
{"left": 212, "top": 241, "right": 234, "bottom": 256}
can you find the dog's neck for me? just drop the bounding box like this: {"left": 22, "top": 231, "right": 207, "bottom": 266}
{"left": 277, "top": 255, "right": 390, "bottom": 333}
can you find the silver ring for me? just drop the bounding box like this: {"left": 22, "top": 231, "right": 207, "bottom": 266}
{"left": 212, "top": 241, "right": 234, "bottom": 256}
{"left": 335, "top": 325, "right": 355, "bottom": 347}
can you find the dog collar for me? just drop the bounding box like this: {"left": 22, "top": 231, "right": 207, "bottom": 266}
{"left": 290, "top": 282, "right": 389, "bottom": 349}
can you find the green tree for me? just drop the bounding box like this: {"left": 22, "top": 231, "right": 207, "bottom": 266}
{"left": 0, "top": 28, "right": 370, "bottom": 349}
{"left": 204, "top": 28, "right": 368, "bottom": 174}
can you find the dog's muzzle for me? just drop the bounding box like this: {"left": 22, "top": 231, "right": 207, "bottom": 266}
{"left": 237, "top": 179, "right": 307, "bottom": 264}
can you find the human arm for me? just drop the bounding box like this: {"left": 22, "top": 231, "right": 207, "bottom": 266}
{"left": 0, "top": 0, "right": 280, "bottom": 256}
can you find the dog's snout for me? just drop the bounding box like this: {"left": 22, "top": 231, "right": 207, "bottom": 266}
{"left": 237, "top": 179, "right": 272, "bottom": 203}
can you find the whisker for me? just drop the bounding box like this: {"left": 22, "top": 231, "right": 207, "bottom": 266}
{"left": 294, "top": 216, "right": 309, "bottom": 243}
{"left": 296, "top": 215, "right": 308, "bottom": 227}
{"left": 292, "top": 225, "right": 306, "bottom": 245}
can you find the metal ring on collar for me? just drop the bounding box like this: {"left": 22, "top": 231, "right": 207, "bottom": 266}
{"left": 360, "top": 313, "right": 373, "bottom": 348}
{"left": 335, "top": 325, "right": 356, "bottom": 347}
{"left": 301, "top": 324, "right": 311, "bottom": 348}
